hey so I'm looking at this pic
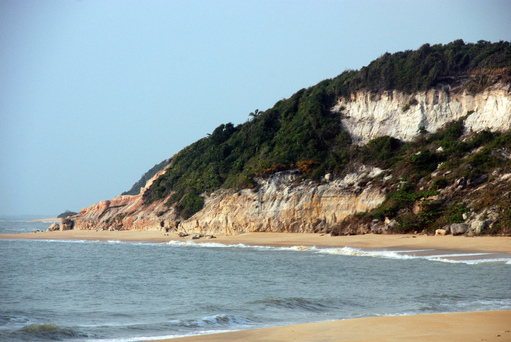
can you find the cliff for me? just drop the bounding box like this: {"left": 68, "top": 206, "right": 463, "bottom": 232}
{"left": 67, "top": 83, "right": 511, "bottom": 236}
{"left": 71, "top": 164, "right": 179, "bottom": 231}
{"left": 334, "top": 83, "right": 511, "bottom": 144}
{"left": 179, "top": 166, "right": 386, "bottom": 235}
{"left": 65, "top": 41, "right": 511, "bottom": 236}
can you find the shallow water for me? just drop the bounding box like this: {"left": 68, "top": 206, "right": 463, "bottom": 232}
{"left": 0, "top": 218, "right": 510, "bottom": 341}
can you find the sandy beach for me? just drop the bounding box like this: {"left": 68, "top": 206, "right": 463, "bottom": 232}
{"left": 162, "top": 310, "right": 511, "bottom": 342}
{"left": 2, "top": 229, "right": 510, "bottom": 341}
{"left": 1, "top": 229, "right": 510, "bottom": 254}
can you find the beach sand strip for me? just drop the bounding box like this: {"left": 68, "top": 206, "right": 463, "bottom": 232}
{"left": 1, "top": 230, "right": 510, "bottom": 255}
{"left": 162, "top": 310, "right": 511, "bottom": 342}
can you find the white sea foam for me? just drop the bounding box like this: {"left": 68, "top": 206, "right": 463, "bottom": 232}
{"left": 165, "top": 240, "right": 511, "bottom": 265}
{"left": 39, "top": 239, "right": 91, "bottom": 244}
{"left": 89, "top": 330, "right": 237, "bottom": 342}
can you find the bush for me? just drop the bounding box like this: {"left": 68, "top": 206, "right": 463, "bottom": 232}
{"left": 408, "top": 150, "right": 444, "bottom": 173}
{"left": 445, "top": 201, "right": 470, "bottom": 224}
{"left": 363, "top": 136, "right": 403, "bottom": 166}
{"left": 431, "top": 178, "right": 449, "bottom": 190}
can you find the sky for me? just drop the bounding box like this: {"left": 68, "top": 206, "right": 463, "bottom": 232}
{"left": 1, "top": 0, "right": 510, "bottom": 217}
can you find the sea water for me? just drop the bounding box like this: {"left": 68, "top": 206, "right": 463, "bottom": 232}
{"left": 0, "top": 218, "right": 510, "bottom": 341}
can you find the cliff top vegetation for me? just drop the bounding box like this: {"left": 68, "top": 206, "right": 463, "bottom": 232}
{"left": 140, "top": 40, "right": 511, "bottom": 220}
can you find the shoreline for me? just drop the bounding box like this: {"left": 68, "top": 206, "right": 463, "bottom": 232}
{"left": 1, "top": 230, "right": 510, "bottom": 254}
{"left": 159, "top": 310, "right": 511, "bottom": 342}
{"left": 2, "top": 230, "right": 510, "bottom": 341}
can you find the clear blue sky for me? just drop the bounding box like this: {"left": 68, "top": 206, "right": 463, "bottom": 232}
{"left": 1, "top": 0, "right": 510, "bottom": 216}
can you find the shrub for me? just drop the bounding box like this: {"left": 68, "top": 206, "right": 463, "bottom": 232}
{"left": 363, "top": 136, "right": 403, "bottom": 166}
{"left": 408, "top": 150, "right": 444, "bottom": 173}
{"left": 445, "top": 201, "right": 470, "bottom": 224}
{"left": 431, "top": 178, "right": 449, "bottom": 190}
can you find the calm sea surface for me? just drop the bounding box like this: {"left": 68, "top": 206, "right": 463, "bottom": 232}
{"left": 0, "top": 217, "right": 510, "bottom": 341}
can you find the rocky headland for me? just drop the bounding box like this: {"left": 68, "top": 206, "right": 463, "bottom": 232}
{"left": 63, "top": 80, "right": 511, "bottom": 237}
{"left": 55, "top": 42, "right": 511, "bottom": 237}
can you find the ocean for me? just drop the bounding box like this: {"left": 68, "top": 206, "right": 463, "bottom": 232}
{"left": 0, "top": 217, "right": 510, "bottom": 341}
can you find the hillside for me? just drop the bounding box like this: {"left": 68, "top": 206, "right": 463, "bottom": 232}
{"left": 72, "top": 40, "right": 511, "bottom": 236}
{"left": 121, "top": 160, "right": 167, "bottom": 196}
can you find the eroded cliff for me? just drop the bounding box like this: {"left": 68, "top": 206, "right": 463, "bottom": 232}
{"left": 66, "top": 82, "right": 511, "bottom": 236}
{"left": 333, "top": 83, "right": 511, "bottom": 144}
{"left": 179, "top": 166, "right": 386, "bottom": 235}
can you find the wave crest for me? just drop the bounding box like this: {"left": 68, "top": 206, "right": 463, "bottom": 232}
{"left": 172, "top": 314, "right": 252, "bottom": 328}
{"left": 251, "top": 296, "right": 334, "bottom": 313}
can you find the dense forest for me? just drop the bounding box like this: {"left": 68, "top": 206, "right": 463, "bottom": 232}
{"left": 140, "top": 40, "right": 511, "bottom": 221}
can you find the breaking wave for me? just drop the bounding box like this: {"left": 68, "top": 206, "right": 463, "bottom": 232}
{"left": 250, "top": 296, "right": 340, "bottom": 313}
{"left": 171, "top": 314, "right": 253, "bottom": 329}
{"left": 166, "top": 241, "right": 511, "bottom": 265}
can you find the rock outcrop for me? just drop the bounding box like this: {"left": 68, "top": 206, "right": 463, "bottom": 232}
{"left": 333, "top": 83, "right": 511, "bottom": 144}
{"left": 179, "top": 166, "right": 386, "bottom": 235}
{"left": 46, "top": 223, "right": 60, "bottom": 232}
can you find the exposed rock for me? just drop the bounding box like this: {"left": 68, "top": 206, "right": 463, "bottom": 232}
{"left": 179, "top": 166, "right": 386, "bottom": 236}
{"left": 435, "top": 229, "right": 448, "bottom": 236}
{"left": 46, "top": 223, "right": 60, "bottom": 232}
{"left": 332, "top": 84, "right": 511, "bottom": 144}
{"left": 450, "top": 223, "right": 469, "bottom": 236}
{"left": 470, "top": 219, "right": 492, "bottom": 235}
{"left": 60, "top": 219, "right": 74, "bottom": 231}
{"left": 465, "top": 208, "right": 499, "bottom": 236}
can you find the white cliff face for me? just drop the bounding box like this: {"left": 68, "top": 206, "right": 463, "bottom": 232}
{"left": 333, "top": 83, "right": 511, "bottom": 144}
{"left": 179, "top": 167, "right": 386, "bottom": 236}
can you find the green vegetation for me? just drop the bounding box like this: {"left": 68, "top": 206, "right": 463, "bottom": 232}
{"left": 142, "top": 40, "right": 511, "bottom": 221}
{"left": 57, "top": 210, "right": 77, "bottom": 218}
{"left": 361, "top": 121, "right": 511, "bottom": 234}
{"left": 329, "top": 40, "right": 511, "bottom": 96}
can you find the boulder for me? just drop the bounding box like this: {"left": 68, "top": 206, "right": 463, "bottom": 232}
{"left": 435, "top": 229, "right": 448, "bottom": 236}
{"left": 450, "top": 223, "right": 469, "bottom": 236}
{"left": 61, "top": 218, "right": 74, "bottom": 231}
{"left": 46, "top": 223, "right": 60, "bottom": 232}
{"left": 469, "top": 219, "right": 492, "bottom": 235}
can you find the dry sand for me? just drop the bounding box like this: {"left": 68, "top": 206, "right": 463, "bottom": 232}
{"left": 164, "top": 310, "right": 511, "bottom": 342}
{"left": 2, "top": 230, "right": 510, "bottom": 341}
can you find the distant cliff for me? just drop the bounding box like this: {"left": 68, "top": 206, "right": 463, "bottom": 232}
{"left": 66, "top": 41, "right": 511, "bottom": 236}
